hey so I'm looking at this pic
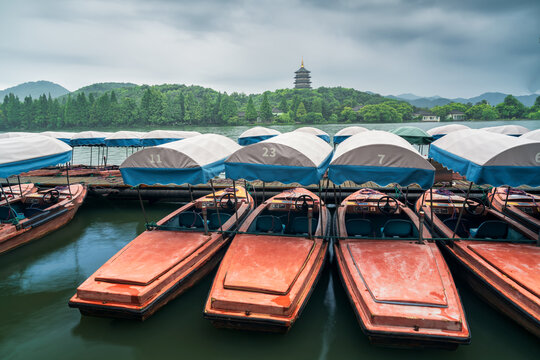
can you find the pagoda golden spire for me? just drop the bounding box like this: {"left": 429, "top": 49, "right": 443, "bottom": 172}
{"left": 301, "top": 57, "right": 304, "bottom": 68}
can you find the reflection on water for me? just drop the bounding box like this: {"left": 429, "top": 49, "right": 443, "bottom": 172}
{"left": 0, "top": 198, "right": 539, "bottom": 359}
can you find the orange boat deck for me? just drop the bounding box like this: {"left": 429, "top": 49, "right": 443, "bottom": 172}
{"left": 70, "top": 187, "right": 253, "bottom": 320}
{"left": 204, "top": 188, "right": 329, "bottom": 332}
{"left": 334, "top": 189, "right": 470, "bottom": 348}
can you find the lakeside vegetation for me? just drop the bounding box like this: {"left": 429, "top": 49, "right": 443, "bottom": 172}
{"left": 1, "top": 83, "right": 539, "bottom": 130}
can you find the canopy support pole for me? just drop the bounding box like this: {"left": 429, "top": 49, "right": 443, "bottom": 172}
{"left": 323, "top": 178, "right": 329, "bottom": 206}
{"left": 452, "top": 182, "right": 472, "bottom": 239}
{"left": 65, "top": 163, "right": 73, "bottom": 199}
{"left": 89, "top": 146, "right": 93, "bottom": 167}
{"left": 202, "top": 205, "right": 209, "bottom": 235}
{"left": 503, "top": 186, "right": 510, "bottom": 210}
{"left": 333, "top": 183, "right": 340, "bottom": 237}
{"left": 16, "top": 176, "right": 23, "bottom": 197}
{"left": 5, "top": 177, "right": 14, "bottom": 195}
{"left": 308, "top": 205, "right": 313, "bottom": 240}
{"left": 1, "top": 180, "right": 17, "bottom": 225}
{"left": 417, "top": 210, "right": 425, "bottom": 244}
{"left": 262, "top": 182, "right": 266, "bottom": 203}
{"left": 136, "top": 186, "right": 149, "bottom": 226}
{"left": 188, "top": 184, "right": 194, "bottom": 202}
{"left": 244, "top": 180, "right": 250, "bottom": 207}
{"left": 210, "top": 179, "right": 223, "bottom": 235}
{"left": 430, "top": 187, "right": 434, "bottom": 230}
{"left": 232, "top": 179, "right": 240, "bottom": 230}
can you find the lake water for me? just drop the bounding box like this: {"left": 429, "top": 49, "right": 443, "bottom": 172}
{"left": 1, "top": 199, "right": 539, "bottom": 360}
{"left": 1, "top": 120, "right": 540, "bottom": 359}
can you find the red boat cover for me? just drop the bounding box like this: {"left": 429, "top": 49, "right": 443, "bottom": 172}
{"left": 223, "top": 235, "right": 314, "bottom": 295}
{"left": 467, "top": 242, "right": 540, "bottom": 297}
{"left": 346, "top": 241, "right": 448, "bottom": 306}
{"left": 95, "top": 231, "right": 208, "bottom": 286}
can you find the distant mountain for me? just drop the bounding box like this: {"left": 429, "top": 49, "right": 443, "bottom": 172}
{"left": 387, "top": 91, "right": 540, "bottom": 108}
{"left": 0, "top": 80, "right": 70, "bottom": 99}
{"left": 66, "top": 82, "right": 138, "bottom": 98}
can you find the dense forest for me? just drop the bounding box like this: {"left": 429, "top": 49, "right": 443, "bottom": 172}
{"left": 0, "top": 83, "right": 539, "bottom": 130}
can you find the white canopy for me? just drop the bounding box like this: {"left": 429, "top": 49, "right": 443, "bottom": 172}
{"left": 334, "top": 126, "right": 369, "bottom": 137}
{"left": 40, "top": 131, "right": 75, "bottom": 139}
{"left": 141, "top": 130, "right": 201, "bottom": 140}
{"left": 329, "top": 131, "right": 435, "bottom": 188}
{"left": 225, "top": 132, "right": 333, "bottom": 185}
{"left": 105, "top": 131, "right": 145, "bottom": 140}
{"left": 0, "top": 132, "right": 33, "bottom": 139}
{"left": 293, "top": 126, "right": 329, "bottom": 137}
{"left": 426, "top": 124, "right": 470, "bottom": 137}
{"left": 520, "top": 129, "right": 540, "bottom": 141}
{"left": 0, "top": 135, "right": 72, "bottom": 178}
{"left": 481, "top": 125, "right": 529, "bottom": 136}
{"left": 429, "top": 129, "right": 540, "bottom": 186}
{"left": 239, "top": 126, "right": 281, "bottom": 138}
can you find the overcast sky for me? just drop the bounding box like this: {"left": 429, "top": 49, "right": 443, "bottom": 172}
{"left": 0, "top": 0, "right": 539, "bottom": 98}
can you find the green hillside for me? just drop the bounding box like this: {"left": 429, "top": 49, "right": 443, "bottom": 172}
{"left": 0, "top": 80, "right": 69, "bottom": 99}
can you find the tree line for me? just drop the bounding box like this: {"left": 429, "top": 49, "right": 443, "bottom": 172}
{"left": 1, "top": 84, "right": 538, "bottom": 131}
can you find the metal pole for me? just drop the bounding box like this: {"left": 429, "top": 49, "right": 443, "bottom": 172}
{"left": 136, "top": 186, "right": 149, "bottom": 226}
{"left": 202, "top": 205, "right": 208, "bottom": 235}
{"left": 1, "top": 181, "right": 17, "bottom": 225}
{"left": 308, "top": 205, "right": 313, "bottom": 239}
{"left": 453, "top": 181, "right": 472, "bottom": 239}
{"left": 188, "top": 184, "right": 194, "bottom": 202}
{"left": 89, "top": 146, "right": 92, "bottom": 167}
{"left": 262, "top": 181, "right": 266, "bottom": 202}
{"left": 417, "top": 210, "right": 425, "bottom": 244}
{"left": 17, "top": 176, "right": 23, "bottom": 196}
{"left": 210, "top": 179, "right": 223, "bottom": 234}
{"left": 66, "top": 163, "right": 73, "bottom": 198}
{"left": 430, "top": 187, "right": 434, "bottom": 230}
{"left": 232, "top": 179, "right": 240, "bottom": 229}
{"left": 503, "top": 186, "right": 510, "bottom": 210}
{"left": 5, "top": 177, "right": 14, "bottom": 195}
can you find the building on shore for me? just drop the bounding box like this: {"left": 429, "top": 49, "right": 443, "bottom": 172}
{"left": 447, "top": 110, "right": 466, "bottom": 121}
{"left": 413, "top": 110, "right": 440, "bottom": 122}
{"left": 294, "top": 58, "right": 312, "bottom": 89}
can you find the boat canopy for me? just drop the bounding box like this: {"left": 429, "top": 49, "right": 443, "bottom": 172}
{"left": 429, "top": 129, "right": 540, "bottom": 187}
{"left": 225, "top": 132, "right": 333, "bottom": 185}
{"left": 140, "top": 130, "right": 201, "bottom": 146}
{"left": 40, "top": 131, "right": 74, "bottom": 144}
{"left": 120, "top": 134, "right": 241, "bottom": 185}
{"left": 481, "top": 125, "right": 529, "bottom": 136}
{"left": 0, "top": 135, "right": 72, "bottom": 178}
{"left": 427, "top": 124, "right": 470, "bottom": 140}
{"left": 519, "top": 129, "right": 540, "bottom": 141}
{"left": 0, "top": 132, "right": 33, "bottom": 139}
{"left": 292, "top": 127, "right": 331, "bottom": 143}
{"left": 238, "top": 127, "right": 281, "bottom": 146}
{"left": 328, "top": 131, "right": 435, "bottom": 188}
{"left": 390, "top": 126, "right": 433, "bottom": 145}
{"left": 104, "top": 131, "right": 144, "bottom": 147}
{"left": 333, "top": 126, "right": 369, "bottom": 144}
{"left": 71, "top": 131, "right": 111, "bottom": 146}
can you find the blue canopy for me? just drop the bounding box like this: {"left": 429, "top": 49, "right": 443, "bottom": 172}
{"left": 333, "top": 126, "right": 369, "bottom": 144}
{"left": 0, "top": 135, "right": 72, "bottom": 178}
{"left": 328, "top": 131, "right": 435, "bottom": 189}
{"left": 238, "top": 127, "right": 281, "bottom": 146}
{"left": 225, "top": 132, "right": 334, "bottom": 185}
{"left": 429, "top": 129, "right": 540, "bottom": 187}
{"left": 120, "top": 134, "right": 241, "bottom": 186}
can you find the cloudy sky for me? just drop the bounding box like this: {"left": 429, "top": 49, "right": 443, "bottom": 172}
{"left": 0, "top": 0, "right": 539, "bottom": 98}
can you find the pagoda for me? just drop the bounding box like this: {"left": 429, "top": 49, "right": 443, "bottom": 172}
{"left": 294, "top": 58, "right": 311, "bottom": 89}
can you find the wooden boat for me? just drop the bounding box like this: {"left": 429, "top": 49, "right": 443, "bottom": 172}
{"left": 416, "top": 189, "right": 539, "bottom": 337}
{"left": 335, "top": 189, "right": 470, "bottom": 349}
{"left": 204, "top": 188, "right": 330, "bottom": 333}
{"left": 69, "top": 187, "right": 253, "bottom": 320}
{"left": 0, "top": 184, "right": 87, "bottom": 254}
{"left": 1, "top": 183, "right": 36, "bottom": 205}
{"left": 487, "top": 187, "right": 540, "bottom": 234}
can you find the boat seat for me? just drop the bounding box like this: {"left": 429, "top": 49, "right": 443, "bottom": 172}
{"left": 443, "top": 218, "right": 469, "bottom": 238}
{"left": 382, "top": 219, "right": 414, "bottom": 238}
{"left": 0, "top": 206, "right": 20, "bottom": 222}
{"left": 178, "top": 211, "right": 205, "bottom": 229}
{"left": 345, "top": 218, "right": 373, "bottom": 237}
{"left": 209, "top": 213, "right": 232, "bottom": 230}
{"left": 23, "top": 207, "right": 48, "bottom": 218}
{"left": 470, "top": 220, "right": 508, "bottom": 239}
{"left": 255, "top": 215, "right": 283, "bottom": 233}
{"left": 290, "top": 216, "right": 318, "bottom": 235}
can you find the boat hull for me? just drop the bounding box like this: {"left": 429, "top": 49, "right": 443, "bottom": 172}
{"left": 0, "top": 185, "right": 86, "bottom": 254}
